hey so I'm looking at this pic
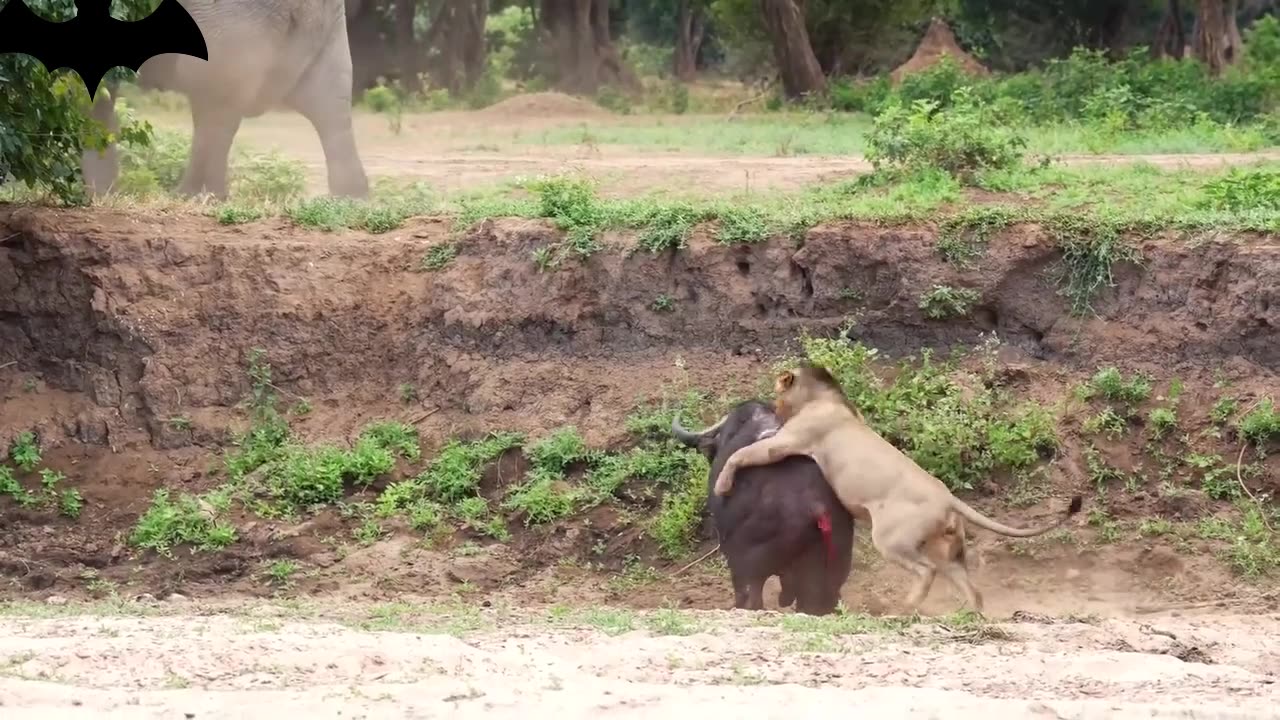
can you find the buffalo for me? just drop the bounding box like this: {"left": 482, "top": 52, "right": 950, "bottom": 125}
{"left": 672, "top": 400, "right": 855, "bottom": 615}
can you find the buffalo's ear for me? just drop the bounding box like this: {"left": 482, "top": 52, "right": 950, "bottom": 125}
{"left": 696, "top": 435, "right": 718, "bottom": 459}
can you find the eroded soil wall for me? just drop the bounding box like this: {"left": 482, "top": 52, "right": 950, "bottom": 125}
{"left": 0, "top": 205, "right": 1277, "bottom": 609}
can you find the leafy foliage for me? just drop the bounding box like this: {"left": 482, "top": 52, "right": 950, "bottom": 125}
{"left": 866, "top": 88, "right": 1028, "bottom": 182}
{"left": 0, "top": 0, "right": 159, "bottom": 202}
{"left": 796, "top": 333, "right": 1059, "bottom": 492}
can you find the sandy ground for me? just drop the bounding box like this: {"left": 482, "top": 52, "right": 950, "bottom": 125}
{"left": 1, "top": 601, "right": 1278, "bottom": 718}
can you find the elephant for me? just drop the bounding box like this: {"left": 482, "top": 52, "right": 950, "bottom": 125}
{"left": 81, "top": 0, "right": 369, "bottom": 200}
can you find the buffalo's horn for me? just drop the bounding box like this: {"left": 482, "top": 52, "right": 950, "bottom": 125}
{"left": 671, "top": 413, "right": 728, "bottom": 446}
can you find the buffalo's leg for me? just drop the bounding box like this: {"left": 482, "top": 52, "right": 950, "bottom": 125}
{"left": 746, "top": 579, "right": 766, "bottom": 610}
{"left": 728, "top": 563, "right": 751, "bottom": 609}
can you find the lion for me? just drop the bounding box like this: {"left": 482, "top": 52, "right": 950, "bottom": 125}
{"left": 709, "top": 362, "right": 1083, "bottom": 614}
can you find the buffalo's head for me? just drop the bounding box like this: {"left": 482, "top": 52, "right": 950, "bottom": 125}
{"left": 670, "top": 400, "right": 781, "bottom": 460}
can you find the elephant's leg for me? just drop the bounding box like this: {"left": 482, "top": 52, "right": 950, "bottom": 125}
{"left": 286, "top": 23, "right": 369, "bottom": 199}
{"left": 81, "top": 88, "right": 121, "bottom": 199}
{"left": 177, "top": 101, "right": 242, "bottom": 199}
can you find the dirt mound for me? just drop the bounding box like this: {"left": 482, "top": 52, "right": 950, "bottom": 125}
{"left": 476, "top": 92, "right": 610, "bottom": 121}
{"left": 891, "top": 17, "right": 990, "bottom": 83}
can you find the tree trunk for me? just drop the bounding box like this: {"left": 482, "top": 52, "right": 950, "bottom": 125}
{"left": 1152, "top": 0, "right": 1187, "bottom": 59}
{"left": 538, "top": 0, "right": 637, "bottom": 94}
{"left": 424, "top": 0, "right": 490, "bottom": 93}
{"left": 1192, "top": 0, "right": 1229, "bottom": 74}
{"left": 1098, "top": 2, "right": 1132, "bottom": 54}
{"left": 673, "top": 0, "right": 705, "bottom": 82}
{"left": 1224, "top": 0, "right": 1243, "bottom": 63}
{"left": 347, "top": 0, "right": 390, "bottom": 93}
{"left": 395, "top": 0, "right": 420, "bottom": 91}
{"left": 758, "top": 0, "right": 825, "bottom": 99}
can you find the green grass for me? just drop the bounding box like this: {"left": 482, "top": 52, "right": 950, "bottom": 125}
{"left": 513, "top": 114, "right": 1274, "bottom": 157}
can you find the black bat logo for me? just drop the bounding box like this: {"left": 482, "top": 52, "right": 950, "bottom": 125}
{"left": 0, "top": 0, "right": 207, "bottom": 99}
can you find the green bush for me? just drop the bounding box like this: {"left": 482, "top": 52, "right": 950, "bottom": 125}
{"left": 797, "top": 334, "right": 1059, "bottom": 492}
{"left": 844, "top": 39, "right": 1278, "bottom": 132}
{"left": 865, "top": 87, "right": 1027, "bottom": 182}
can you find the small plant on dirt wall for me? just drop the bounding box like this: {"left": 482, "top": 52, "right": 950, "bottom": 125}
{"left": 502, "top": 427, "right": 595, "bottom": 527}
{"left": 1147, "top": 406, "right": 1179, "bottom": 440}
{"left": 523, "top": 174, "right": 608, "bottom": 261}
{"left": 375, "top": 432, "right": 524, "bottom": 535}
{"left": 503, "top": 465, "right": 580, "bottom": 526}
{"left": 0, "top": 465, "right": 38, "bottom": 508}
{"left": 1086, "top": 366, "right": 1153, "bottom": 408}
{"left": 421, "top": 243, "right": 458, "bottom": 271}
{"left": 1239, "top": 398, "right": 1280, "bottom": 456}
{"left": 264, "top": 559, "right": 300, "bottom": 587}
{"left": 8, "top": 431, "right": 41, "bottom": 472}
{"left": 1044, "top": 212, "right": 1142, "bottom": 317}
{"left": 918, "top": 284, "right": 980, "bottom": 319}
{"left": 936, "top": 206, "right": 1023, "bottom": 268}
{"left": 129, "top": 487, "right": 239, "bottom": 557}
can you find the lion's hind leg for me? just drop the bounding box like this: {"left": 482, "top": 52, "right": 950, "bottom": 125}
{"left": 869, "top": 512, "right": 939, "bottom": 615}
{"left": 929, "top": 514, "right": 984, "bottom": 613}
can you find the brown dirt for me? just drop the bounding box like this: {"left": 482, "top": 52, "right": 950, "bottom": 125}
{"left": 1, "top": 602, "right": 1278, "bottom": 717}
{"left": 475, "top": 91, "right": 612, "bottom": 121}
{"left": 892, "top": 17, "right": 991, "bottom": 84}
{"left": 1, "top": 205, "right": 1278, "bottom": 622}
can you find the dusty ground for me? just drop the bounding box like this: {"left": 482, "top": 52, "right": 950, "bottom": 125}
{"left": 1, "top": 600, "right": 1278, "bottom": 718}
{"left": 136, "top": 105, "right": 1280, "bottom": 198}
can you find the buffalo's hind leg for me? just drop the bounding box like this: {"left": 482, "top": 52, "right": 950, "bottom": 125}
{"left": 746, "top": 578, "right": 766, "bottom": 610}
{"left": 728, "top": 565, "right": 751, "bottom": 609}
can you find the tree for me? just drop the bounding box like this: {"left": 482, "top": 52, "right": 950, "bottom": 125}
{"left": 759, "top": 0, "right": 825, "bottom": 98}
{"left": 395, "top": 0, "right": 421, "bottom": 88}
{"left": 538, "top": 0, "right": 637, "bottom": 94}
{"left": 422, "top": 0, "right": 491, "bottom": 93}
{"left": 1192, "top": 0, "right": 1231, "bottom": 73}
{"left": 0, "top": 0, "right": 155, "bottom": 203}
{"left": 1224, "top": 0, "right": 1244, "bottom": 63}
{"left": 1152, "top": 0, "right": 1188, "bottom": 59}
{"left": 674, "top": 0, "right": 708, "bottom": 80}
{"left": 347, "top": 0, "right": 393, "bottom": 92}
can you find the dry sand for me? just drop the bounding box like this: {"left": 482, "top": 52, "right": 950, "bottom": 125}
{"left": 0, "top": 601, "right": 1277, "bottom": 718}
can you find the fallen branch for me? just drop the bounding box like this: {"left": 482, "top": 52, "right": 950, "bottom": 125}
{"left": 407, "top": 407, "right": 442, "bottom": 426}
{"left": 671, "top": 544, "right": 719, "bottom": 576}
{"left": 0, "top": 361, "right": 17, "bottom": 371}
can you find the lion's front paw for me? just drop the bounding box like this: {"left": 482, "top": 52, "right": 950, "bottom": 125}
{"left": 713, "top": 471, "right": 733, "bottom": 496}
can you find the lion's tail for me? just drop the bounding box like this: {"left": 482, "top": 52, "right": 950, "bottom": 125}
{"left": 950, "top": 494, "right": 1083, "bottom": 538}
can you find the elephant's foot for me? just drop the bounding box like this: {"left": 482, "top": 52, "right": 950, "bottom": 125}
{"left": 328, "top": 167, "right": 369, "bottom": 200}
{"left": 176, "top": 175, "right": 229, "bottom": 201}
